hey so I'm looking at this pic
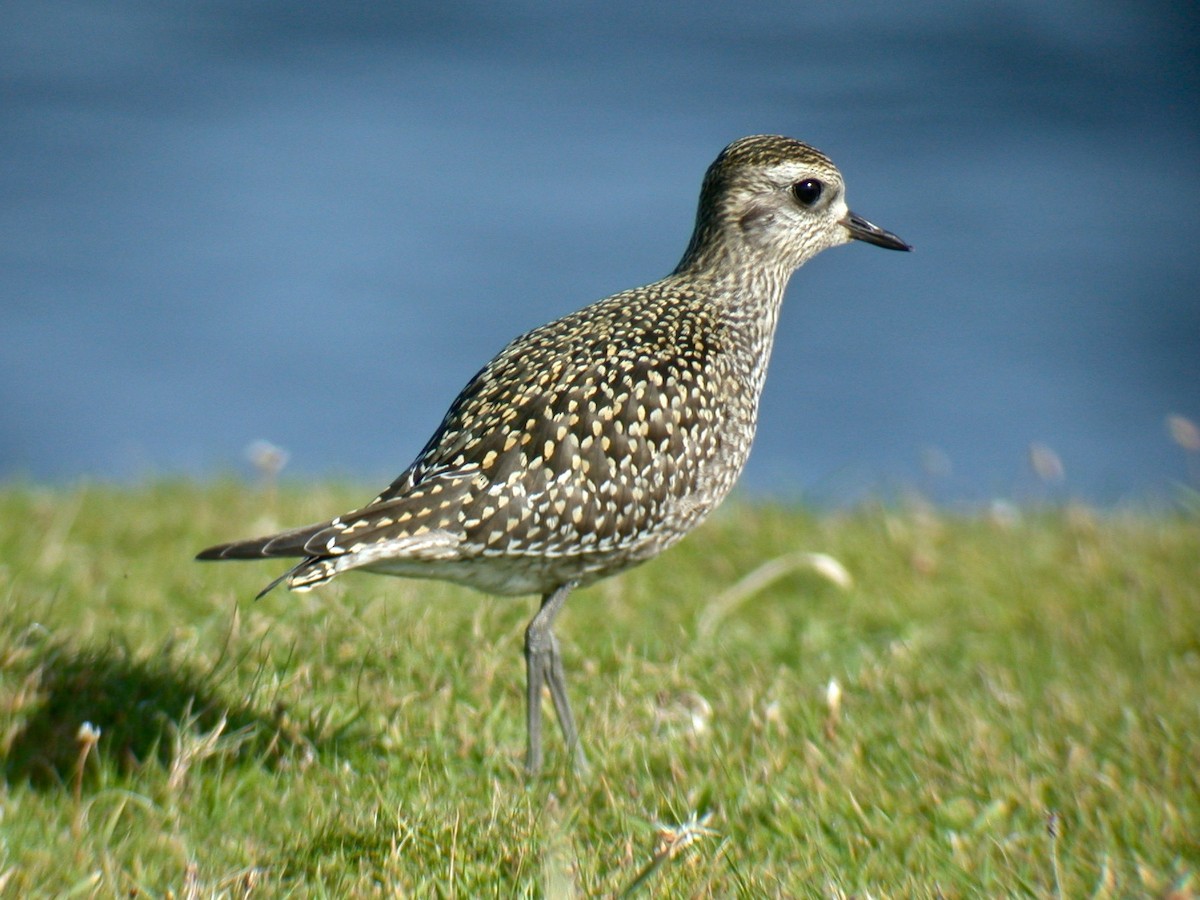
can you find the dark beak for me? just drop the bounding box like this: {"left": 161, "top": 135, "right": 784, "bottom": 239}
{"left": 841, "top": 211, "right": 912, "bottom": 251}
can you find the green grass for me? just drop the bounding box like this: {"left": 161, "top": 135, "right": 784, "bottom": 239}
{"left": 0, "top": 482, "right": 1197, "bottom": 897}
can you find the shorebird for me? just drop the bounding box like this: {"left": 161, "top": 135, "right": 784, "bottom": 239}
{"left": 197, "top": 134, "right": 910, "bottom": 774}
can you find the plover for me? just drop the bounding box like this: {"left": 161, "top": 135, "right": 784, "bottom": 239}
{"left": 198, "top": 135, "right": 911, "bottom": 774}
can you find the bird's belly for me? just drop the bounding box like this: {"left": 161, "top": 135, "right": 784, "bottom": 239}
{"left": 363, "top": 548, "right": 648, "bottom": 597}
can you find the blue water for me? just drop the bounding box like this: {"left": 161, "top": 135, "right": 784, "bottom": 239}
{"left": 3, "top": 1, "right": 1198, "bottom": 504}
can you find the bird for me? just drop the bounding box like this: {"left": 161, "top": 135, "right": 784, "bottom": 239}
{"left": 197, "top": 134, "right": 911, "bottom": 775}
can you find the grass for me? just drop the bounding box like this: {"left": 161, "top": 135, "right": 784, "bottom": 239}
{"left": 0, "top": 481, "right": 1197, "bottom": 897}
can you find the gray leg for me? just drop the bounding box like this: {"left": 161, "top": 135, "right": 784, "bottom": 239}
{"left": 524, "top": 582, "right": 589, "bottom": 775}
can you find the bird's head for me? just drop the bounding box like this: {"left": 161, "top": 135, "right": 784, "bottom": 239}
{"left": 677, "top": 134, "right": 910, "bottom": 275}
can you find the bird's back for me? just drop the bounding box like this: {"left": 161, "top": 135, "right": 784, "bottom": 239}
{"left": 279, "top": 273, "right": 763, "bottom": 594}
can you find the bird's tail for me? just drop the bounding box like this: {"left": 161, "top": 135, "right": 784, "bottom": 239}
{"left": 196, "top": 521, "right": 347, "bottom": 599}
{"left": 195, "top": 522, "right": 326, "bottom": 561}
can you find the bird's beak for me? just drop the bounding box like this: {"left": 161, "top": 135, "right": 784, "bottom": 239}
{"left": 841, "top": 211, "right": 912, "bottom": 251}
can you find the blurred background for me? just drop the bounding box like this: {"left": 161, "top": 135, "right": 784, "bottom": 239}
{"left": 3, "top": 1, "right": 1198, "bottom": 505}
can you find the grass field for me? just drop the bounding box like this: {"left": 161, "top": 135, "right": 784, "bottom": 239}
{"left": 0, "top": 482, "right": 1196, "bottom": 897}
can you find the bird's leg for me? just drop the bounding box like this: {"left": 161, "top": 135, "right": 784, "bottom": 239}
{"left": 545, "top": 628, "right": 589, "bottom": 775}
{"left": 524, "top": 582, "right": 587, "bottom": 775}
{"left": 524, "top": 629, "right": 545, "bottom": 775}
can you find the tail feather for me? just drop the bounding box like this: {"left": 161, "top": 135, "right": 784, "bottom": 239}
{"left": 195, "top": 522, "right": 327, "bottom": 561}
{"left": 254, "top": 564, "right": 301, "bottom": 600}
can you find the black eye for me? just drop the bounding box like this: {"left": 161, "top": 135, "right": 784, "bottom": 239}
{"left": 791, "top": 178, "right": 823, "bottom": 206}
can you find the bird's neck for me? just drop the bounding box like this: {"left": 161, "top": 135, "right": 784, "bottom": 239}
{"left": 668, "top": 250, "right": 796, "bottom": 412}
{"left": 672, "top": 228, "right": 796, "bottom": 299}
{"left": 672, "top": 245, "right": 794, "bottom": 346}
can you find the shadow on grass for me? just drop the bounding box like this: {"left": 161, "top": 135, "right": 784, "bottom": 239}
{"left": 280, "top": 823, "right": 403, "bottom": 886}
{"left": 1, "top": 629, "right": 339, "bottom": 790}
{"left": 277, "top": 811, "right": 526, "bottom": 890}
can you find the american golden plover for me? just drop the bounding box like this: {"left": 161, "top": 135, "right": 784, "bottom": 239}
{"left": 198, "top": 134, "right": 911, "bottom": 774}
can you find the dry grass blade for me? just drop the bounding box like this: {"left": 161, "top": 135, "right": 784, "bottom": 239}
{"left": 166, "top": 702, "right": 255, "bottom": 795}
{"left": 697, "top": 550, "right": 852, "bottom": 638}
{"left": 618, "top": 811, "right": 717, "bottom": 897}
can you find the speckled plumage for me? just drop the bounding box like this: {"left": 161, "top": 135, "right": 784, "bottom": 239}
{"left": 198, "top": 134, "right": 910, "bottom": 773}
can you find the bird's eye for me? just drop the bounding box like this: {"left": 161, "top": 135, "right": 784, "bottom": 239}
{"left": 791, "top": 178, "right": 823, "bottom": 206}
